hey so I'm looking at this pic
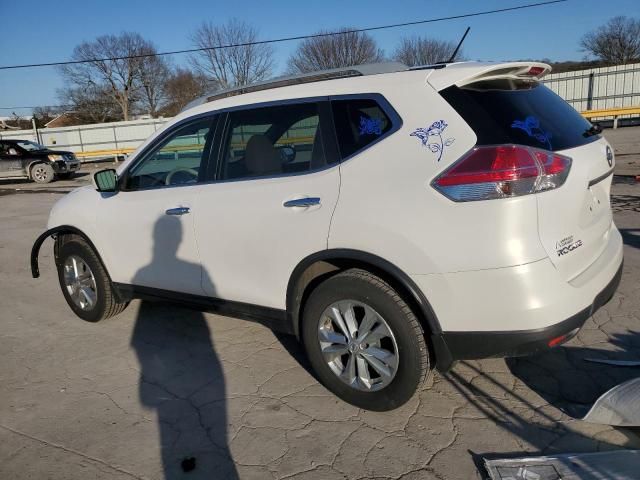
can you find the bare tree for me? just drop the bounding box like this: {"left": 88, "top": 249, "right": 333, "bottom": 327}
{"left": 190, "top": 19, "right": 273, "bottom": 88}
{"left": 581, "top": 16, "right": 640, "bottom": 64}
{"left": 59, "top": 32, "right": 158, "bottom": 121}
{"left": 160, "top": 68, "right": 209, "bottom": 116}
{"left": 3, "top": 113, "right": 31, "bottom": 130}
{"left": 393, "top": 36, "right": 462, "bottom": 67}
{"left": 138, "top": 52, "right": 171, "bottom": 117}
{"left": 287, "top": 28, "right": 384, "bottom": 74}
{"left": 58, "top": 85, "right": 121, "bottom": 124}
{"left": 32, "top": 105, "right": 63, "bottom": 127}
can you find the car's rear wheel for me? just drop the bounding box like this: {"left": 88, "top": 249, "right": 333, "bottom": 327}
{"left": 31, "top": 163, "right": 54, "bottom": 184}
{"left": 56, "top": 236, "right": 128, "bottom": 322}
{"left": 302, "top": 269, "right": 430, "bottom": 411}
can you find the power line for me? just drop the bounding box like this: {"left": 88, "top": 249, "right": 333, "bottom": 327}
{"left": 0, "top": 0, "right": 567, "bottom": 71}
{"left": 0, "top": 105, "right": 71, "bottom": 110}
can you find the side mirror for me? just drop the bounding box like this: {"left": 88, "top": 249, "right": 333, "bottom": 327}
{"left": 92, "top": 168, "right": 118, "bottom": 193}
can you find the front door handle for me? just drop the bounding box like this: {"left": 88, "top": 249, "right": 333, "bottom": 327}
{"left": 283, "top": 197, "right": 321, "bottom": 208}
{"left": 165, "top": 207, "right": 191, "bottom": 216}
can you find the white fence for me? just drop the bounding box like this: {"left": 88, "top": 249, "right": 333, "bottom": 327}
{"left": 0, "top": 117, "right": 169, "bottom": 158}
{"left": 2, "top": 62, "right": 640, "bottom": 159}
{"left": 543, "top": 62, "right": 640, "bottom": 112}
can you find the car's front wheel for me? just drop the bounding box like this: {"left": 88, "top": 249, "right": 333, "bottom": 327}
{"left": 302, "top": 269, "right": 430, "bottom": 411}
{"left": 31, "top": 163, "right": 54, "bottom": 184}
{"left": 56, "top": 235, "right": 128, "bottom": 322}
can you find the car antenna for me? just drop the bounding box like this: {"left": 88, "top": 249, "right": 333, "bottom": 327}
{"left": 446, "top": 27, "right": 471, "bottom": 63}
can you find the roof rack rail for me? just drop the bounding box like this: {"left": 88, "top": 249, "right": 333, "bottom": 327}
{"left": 182, "top": 62, "right": 408, "bottom": 112}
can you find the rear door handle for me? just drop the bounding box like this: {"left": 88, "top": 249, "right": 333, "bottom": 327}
{"left": 165, "top": 207, "right": 191, "bottom": 216}
{"left": 283, "top": 197, "right": 321, "bottom": 208}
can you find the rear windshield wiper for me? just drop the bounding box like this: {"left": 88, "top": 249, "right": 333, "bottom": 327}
{"left": 583, "top": 124, "right": 602, "bottom": 138}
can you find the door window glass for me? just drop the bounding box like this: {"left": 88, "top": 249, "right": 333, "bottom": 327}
{"left": 126, "top": 118, "right": 213, "bottom": 190}
{"left": 331, "top": 98, "right": 393, "bottom": 159}
{"left": 220, "top": 102, "right": 330, "bottom": 180}
{"left": 440, "top": 81, "right": 598, "bottom": 151}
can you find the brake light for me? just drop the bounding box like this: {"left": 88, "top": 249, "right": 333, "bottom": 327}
{"left": 433, "top": 145, "right": 571, "bottom": 202}
{"left": 526, "top": 66, "right": 545, "bottom": 76}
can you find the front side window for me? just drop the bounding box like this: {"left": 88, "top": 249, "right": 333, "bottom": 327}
{"left": 331, "top": 98, "right": 394, "bottom": 159}
{"left": 220, "top": 102, "right": 332, "bottom": 180}
{"left": 15, "top": 140, "right": 46, "bottom": 151}
{"left": 126, "top": 118, "right": 213, "bottom": 190}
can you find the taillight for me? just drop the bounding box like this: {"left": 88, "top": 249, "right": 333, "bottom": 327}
{"left": 432, "top": 145, "right": 571, "bottom": 202}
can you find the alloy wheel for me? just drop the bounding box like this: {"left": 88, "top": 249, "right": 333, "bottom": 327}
{"left": 318, "top": 300, "right": 399, "bottom": 392}
{"left": 33, "top": 166, "right": 48, "bottom": 182}
{"left": 63, "top": 255, "right": 97, "bottom": 310}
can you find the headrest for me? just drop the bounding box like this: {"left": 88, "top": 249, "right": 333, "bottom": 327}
{"left": 244, "top": 135, "right": 281, "bottom": 176}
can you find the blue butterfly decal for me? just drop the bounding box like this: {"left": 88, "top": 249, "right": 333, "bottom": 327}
{"left": 410, "top": 120, "right": 455, "bottom": 162}
{"left": 511, "top": 116, "right": 552, "bottom": 150}
{"left": 359, "top": 116, "right": 383, "bottom": 136}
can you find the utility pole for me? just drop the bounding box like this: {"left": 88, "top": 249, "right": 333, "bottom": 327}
{"left": 31, "top": 116, "right": 41, "bottom": 144}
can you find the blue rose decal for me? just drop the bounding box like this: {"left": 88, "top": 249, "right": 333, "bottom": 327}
{"left": 410, "top": 120, "right": 455, "bottom": 162}
{"left": 511, "top": 116, "right": 552, "bottom": 150}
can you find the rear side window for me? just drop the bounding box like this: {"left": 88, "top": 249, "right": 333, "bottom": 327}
{"left": 331, "top": 98, "right": 394, "bottom": 159}
{"left": 219, "top": 102, "right": 336, "bottom": 180}
{"left": 441, "top": 81, "right": 598, "bottom": 151}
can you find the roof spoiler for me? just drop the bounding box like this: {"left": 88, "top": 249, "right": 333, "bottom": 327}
{"left": 428, "top": 62, "right": 552, "bottom": 91}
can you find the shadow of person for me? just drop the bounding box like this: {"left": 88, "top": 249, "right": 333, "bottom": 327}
{"left": 130, "top": 216, "right": 238, "bottom": 479}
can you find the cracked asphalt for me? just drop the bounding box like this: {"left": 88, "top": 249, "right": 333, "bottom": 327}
{"left": 1, "top": 169, "right": 639, "bottom": 479}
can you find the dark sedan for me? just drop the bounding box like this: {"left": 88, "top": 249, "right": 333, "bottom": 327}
{"left": 0, "top": 139, "right": 80, "bottom": 183}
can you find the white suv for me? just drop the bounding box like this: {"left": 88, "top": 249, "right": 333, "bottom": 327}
{"left": 31, "top": 62, "right": 623, "bottom": 411}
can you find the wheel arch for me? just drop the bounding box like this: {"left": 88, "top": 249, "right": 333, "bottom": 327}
{"left": 31, "top": 225, "right": 109, "bottom": 281}
{"left": 286, "top": 249, "right": 443, "bottom": 339}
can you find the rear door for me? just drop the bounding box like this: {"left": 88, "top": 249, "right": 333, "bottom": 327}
{"left": 441, "top": 81, "right": 613, "bottom": 280}
{"left": 192, "top": 99, "right": 340, "bottom": 309}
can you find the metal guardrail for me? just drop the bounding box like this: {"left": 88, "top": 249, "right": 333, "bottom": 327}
{"left": 75, "top": 148, "right": 134, "bottom": 160}
{"left": 581, "top": 106, "right": 640, "bottom": 128}
{"left": 73, "top": 135, "right": 317, "bottom": 162}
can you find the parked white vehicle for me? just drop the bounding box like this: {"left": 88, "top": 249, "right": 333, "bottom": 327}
{"left": 32, "top": 62, "right": 623, "bottom": 410}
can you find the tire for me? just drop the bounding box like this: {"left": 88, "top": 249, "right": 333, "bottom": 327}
{"left": 31, "top": 163, "right": 55, "bottom": 184}
{"left": 57, "top": 172, "right": 74, "bottom": 180}
{"left": 56, "top": 235, "right": 128, "bottom": 322}
{"left": 302, "top": 268, "right": 429, "bottom": 411}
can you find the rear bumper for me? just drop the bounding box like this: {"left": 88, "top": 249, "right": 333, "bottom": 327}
{"left": 433, "top": 261, "right": 622, "bottom": 369}
{"left": 414, "top": 223, "right": 624, "bottom": 372}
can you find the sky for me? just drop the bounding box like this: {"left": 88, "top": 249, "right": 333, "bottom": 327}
{"left": 1, "top": 0, "right": 639, "bottom": 116}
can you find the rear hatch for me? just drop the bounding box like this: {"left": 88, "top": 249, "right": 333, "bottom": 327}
{"left": 435, "top": 63, "right": 614, "bottom": 281}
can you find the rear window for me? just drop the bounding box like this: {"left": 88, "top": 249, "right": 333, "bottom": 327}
{"left": 331, "top": 98, "right": 394, "bottom": 159}
{"left": 440, "top": 81, "right": 599, "bottom": 151}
